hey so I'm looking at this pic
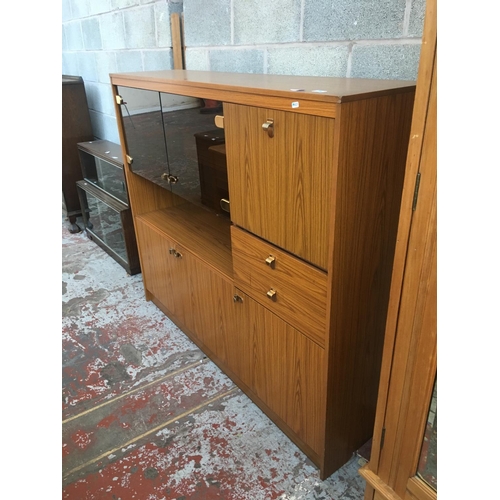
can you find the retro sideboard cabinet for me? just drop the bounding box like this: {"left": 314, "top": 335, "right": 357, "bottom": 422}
{"left": 109, "top": 69, "right": 416, "bottom": 479}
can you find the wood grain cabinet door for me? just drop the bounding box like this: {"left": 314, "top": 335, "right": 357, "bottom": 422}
{"left": 224, "top": 103, "right": 335, "bottom": 271}
{"left": 135, "top": 218, "right": 193, "bottom": 331}
{"left": 186, "top": 257, "right": 238, "bottom": 363}
{"left": 136, "top": 216, "right": 238, "bottom": 361}
{"left": 231, "top": 290, "right": 326, "bottom": 457}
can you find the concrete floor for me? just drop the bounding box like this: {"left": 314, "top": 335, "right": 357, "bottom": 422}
{"left": 62, "top": 217, "right": 369, "bottom": 499}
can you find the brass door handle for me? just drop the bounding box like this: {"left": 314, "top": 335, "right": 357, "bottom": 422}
{"left": 265, "top": 255, "right": 276, "bottom": 269}
{"left": 169, "top": 248, "right": 182, "bottom": 258}
{"left": 161, "top": 173, "right": 179, "bottom": 184}
{"left": 220, "top": 198, "right": 230, "bottom": 213}
{"left": 214, "top": 115, "right": 224, "bottom": 129}
{"left": 267, "top": 289, "right": 277, "bottom": 301}
{"left": 262, "top": 119, "right": 274, "bottom": 138}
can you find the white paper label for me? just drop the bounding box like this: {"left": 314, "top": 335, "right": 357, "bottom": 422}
{"left": 291, "top": 101, "right": 299, "bottom": 108}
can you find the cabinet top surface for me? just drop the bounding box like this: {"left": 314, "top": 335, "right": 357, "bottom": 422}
{"left": 109, "top": 70, "right": 415, "bottom": 103}
{"left": 63, "top": 75, "right": 84, "bottom": 85}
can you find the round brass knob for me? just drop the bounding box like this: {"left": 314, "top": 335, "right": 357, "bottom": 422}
{"left": 161, "top": 173, "right": 179, "bottom": 184}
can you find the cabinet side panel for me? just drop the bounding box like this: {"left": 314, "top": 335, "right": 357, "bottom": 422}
{"left": 323, "top": 91, "right": 415, "bottom": 476}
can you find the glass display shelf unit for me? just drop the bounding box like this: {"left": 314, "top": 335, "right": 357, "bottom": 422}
{"left": 76, "top": 181, "right": 140, "bottom": 275}
{"left": 77, "top": 140, "right": 128, "bottom": 204}
{"left": 75, "top": 139, "right": 140, "bottom": 276}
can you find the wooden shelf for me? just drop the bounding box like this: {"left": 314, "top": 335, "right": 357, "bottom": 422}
{"left": 136, "top": 203, "right": 233, "bottom": 279}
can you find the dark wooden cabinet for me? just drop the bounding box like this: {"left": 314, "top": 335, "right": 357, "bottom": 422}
{"left": 62, "top": 75, "right": 93, "bottom": 232}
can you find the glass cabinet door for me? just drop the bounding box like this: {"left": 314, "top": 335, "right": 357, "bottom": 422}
{"left": 416, "top": 378, "right": 437, "bottom": 490}
{"left": 77, "top": 185, "right": 128, "bottom": 263}
{"left": 117, "top": 87, "right": 229, "bottom": 216}
{"left": 78, "top": 148, "right": 128, "bottom": 204}
{"left": 117, "top": 86, "right": 170, "bottom": 184}
{"left": 159, "top": 92, "right": 227, "bottom": 213}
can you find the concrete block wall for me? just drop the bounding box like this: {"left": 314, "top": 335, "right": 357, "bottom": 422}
{"left": 62, "top": 0, "right": 425, "bottom": 143}
{"left": 62, "top": 0, "right": 183, "bottom": 143}
{"left": 184, "top": 0, "right": 425, "bottom": 79}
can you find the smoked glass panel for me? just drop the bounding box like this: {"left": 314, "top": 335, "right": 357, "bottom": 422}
{"left": 92, "top": 157, "right": 128, "bottom": 204}
{"left": 417, "top": 377, "right": 437, "bottom": 490}
{"left": 81, "top": 190, "right": 127, "bottom": 262}
{"left": 79, "top": 150, "right": 128, "bottom": 204}
{"left": 117, "top": 86, "right": 229, "bottom": 216}
{"left": 117, "top": 87, "right": 170, "bottom": 181}
{"left": 160, "top": 93, "right": 228, "bottom": 214}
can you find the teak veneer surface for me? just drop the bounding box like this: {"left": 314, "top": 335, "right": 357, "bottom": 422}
{"left": 361, "top": 1, "right": 436, "bottom": 498}
{"left": 235, "top": 291, "right": 327, "bottom": 456}
{"left": 137, "top": 203, "right": 232, "bottom": 279}
{"left": 323, "top": 90, "right": 415, "bottom": 476}
{"left": 225, "top": 103, "right": 334, "bottom": 270}
{"left": 134, "top": 217, "right": 326, "bottom": 462}
{"left": 110, "top": 70, "right": 415, "bottom": 103}
{"left": 135, "top": 220, "right": 194, "bottom": 330}
{"left": 231, "top": 226, "right": 328, "bottom": 348}
{"left": 110, "top": 69, "right": 417, "bottom": 480}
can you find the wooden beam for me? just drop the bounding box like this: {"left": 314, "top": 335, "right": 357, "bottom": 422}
{"left": 171, "top": 13, "right": 184, "bottom": 69}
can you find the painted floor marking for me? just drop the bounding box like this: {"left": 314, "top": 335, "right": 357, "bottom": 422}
{"left": 62, "top": 359, "right": 207, "bottom": 425}
{"left": 63, "top": 386, "right": 239, "bottom": 479}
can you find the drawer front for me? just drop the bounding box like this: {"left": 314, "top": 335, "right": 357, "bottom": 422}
{"left": 231, "top": 226, "right": 327, "bottom": 347}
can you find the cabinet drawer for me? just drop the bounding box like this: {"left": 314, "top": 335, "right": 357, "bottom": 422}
{"left": 231, "top": 226, "right": 327, "bottom": 347}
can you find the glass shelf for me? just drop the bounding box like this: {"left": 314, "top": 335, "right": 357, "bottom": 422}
{"left": 77, "top": 140, "right": 128, "bottom": 204}
{"left": 76, "top": 180, "right": 140, "bottom": 275}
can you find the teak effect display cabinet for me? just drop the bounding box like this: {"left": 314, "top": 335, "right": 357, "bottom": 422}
{"left": 109, "top": 69, "right": 416, "bottom": 479}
